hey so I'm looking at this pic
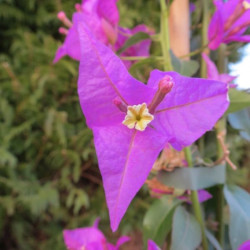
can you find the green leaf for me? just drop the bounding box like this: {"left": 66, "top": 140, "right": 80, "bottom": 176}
{"left": 170, "top": 50, "right": 199, "bottom": 76}
{"left": 171, "top": 206, "right": 201, "bottom": 250}
{"left": 224, "top": 185, "right": 250, "bottom": 250}
{"left": 227, "top": 89, "right": 250, "bottom": 114}
{"left": 117, "top": 32, "right": 150, "bottom": 54}
{"left": 228, "top": 108, "right": 250, "bottom": 141}
{"left": 205, "top": 230, "right": 222, "bottom": 250}
{"left": 157, "top": 165, "right": 225, "bottom": 190}
{"left": 143, "top": 196, "right": 181, "bottom": 246}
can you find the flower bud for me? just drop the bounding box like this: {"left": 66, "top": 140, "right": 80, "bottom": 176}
{"left": 57, "top": 11, "right": 72, "bottom": 28}
{"left": 148, "top": 75, "right": 174, "bottom": 114}
{"left": 113, "top": 97, "right": 127, "bottom": 113}
{"left": 158, "top": 75, "right": 174, "bottom": 94}
{"left": 59, "top": 27, "right": 68, "bottom": 35}
{"left": 75, "top": 3, "right": 82, "bottom": 12}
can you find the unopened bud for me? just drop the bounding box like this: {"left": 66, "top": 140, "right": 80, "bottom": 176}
{"left": 158, "top": 75, "right": 174, "bottom": 94}
{"left": 75, "top": 3, "right": 82, "bottom": 12}
{"left": 113, "top": 97, "right": 127, "bottom": 113}
{"left": 148, "top": 75, "right": 174, "bottom": 114}
{"left": 57, "top": 11, "right": 66, "bottom": 20}
{"left": 59, "top": 27, "right": 68, "bottom": 35}
{"left": 57, "top": 11, "right": 72, "bottom": 28}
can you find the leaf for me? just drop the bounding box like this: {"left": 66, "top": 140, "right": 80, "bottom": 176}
{"left": 227, "top": 89, "right": 250, "bottom": 114}
{"left": 205, "top": 230, "right": 222, "bottom": 250}
{"left": 157, "top": 165, "right": 225, "bottom": 190}
{"left": 228, "top": 108, "right": 250, "bottom": 141}
{"left": 224, "top": 185, "right": 250, "bottom": 250}
{"left": 143, "top": 196, "right": 181, "bottom": 246}
{"left": 170, "top": 50, "right": 199, "bottom": 77}
{"left": 117, "top": 32, "right": 150, "bottom": 54}
{"left": 171, "top": 206, "right": 201, "bottom": 250}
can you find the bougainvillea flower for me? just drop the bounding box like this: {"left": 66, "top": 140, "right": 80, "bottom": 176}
{"left": 238, "top": 240, "right": 250, "bottom": 250}
{"left": 148, "top": 240, "right": 161, "bottom": 250}
{"left": 54, "top": 0, "right": 119, "bottom": 63}
{"left": 63, "top": 218, "right": 130, "bottom": 250}
{"left": 202, "top": 53, "right": 237, "bottom": 85}
{"left": 115, "top": 25, "right": 153, "bottom": 68}
{"left": 208, "top": 0, "right": 250, "bottom": 50}
{"left": 178, "top": 190, "right": 213, "bottom": 204}
{"left": 77, "top": 23, "right": 229, "bottom": 231}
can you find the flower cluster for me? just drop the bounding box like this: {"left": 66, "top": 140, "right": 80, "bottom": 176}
{"left": 54, "top": 0, "right": 152, "bottom": 68}
{"left": 208, "top": 0, "right": 250, "bottom": 50}
{"left": 77, "top": 22, "right": 229, "bottom": 231}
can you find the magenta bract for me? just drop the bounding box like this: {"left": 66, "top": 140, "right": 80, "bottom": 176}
{"left": 238, "top": 240, "right": 250, "bottom": 250}
{"left": 202, "top": 53, "right": 237, "bottom": 85}
{"left": 148, "top": 239, "right": 161, "bottom": 250}
{"left": 208, "top": 0, "right": 250, "bottom": 50}
{"left": 77, "top": 23, "right": 229, "bottom": 231}
{"left": 54, "top": 0, "right": 119, "bottom": 63}
{"left": 63, "top": 218, "right": 129, "bottom": 250}
{"left": 54, "top": 0, "right": 152, "bottom": 68}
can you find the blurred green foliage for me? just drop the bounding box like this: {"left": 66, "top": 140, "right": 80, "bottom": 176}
{"left": 0, "top": 0, "right": 161, "bottom": 249}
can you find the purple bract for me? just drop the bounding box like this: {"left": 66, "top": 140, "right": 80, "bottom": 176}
{"left": 54, "top": 0, "right": 152, "bottom": 68}
{"left": 208, "top": 0, "right": 250, "bottom": 50}
{"left": 202, "top": 53, "right": 237, "bottom": 85}
{"left": 77, "top": 23, "right": 229, "bottom": 231}
{"left": 63, "top": 218, "right": 130, "bottom": 250}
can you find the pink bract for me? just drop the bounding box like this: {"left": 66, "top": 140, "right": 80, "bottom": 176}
{"left": 208, "top": 0, "right": 250, "bottom": 50}
{"left": 202, "top": 53, "right": 237, "bottom": 85}
{"left": 77, "top": 23, "right": 229, "bottom": 231}
{"left": 63, "top": 218, "right": 130, "bottom": 250}
{"left": 238, "top": 240, "right": 250, "bottom": 250}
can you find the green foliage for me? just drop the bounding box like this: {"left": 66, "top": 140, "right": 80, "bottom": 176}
{"left": 224, "top": 185, "right": 250, "bottom": 250}
{"left": 170, "top": 206, "right": 201, "bottom": 250}
{"left": 143, "top": 196, "right": 181, "bottom": 246}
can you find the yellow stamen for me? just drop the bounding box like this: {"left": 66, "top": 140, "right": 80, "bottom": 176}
{"left": 243, "top": 1, "right": 250, "bottom": 10}
{"left": 122, "top": 103, "right": 154, "bottom": 131}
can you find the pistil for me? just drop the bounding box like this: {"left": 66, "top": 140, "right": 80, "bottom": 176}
{"left": 57, "top": 11, "right": 73, "bottom": 28}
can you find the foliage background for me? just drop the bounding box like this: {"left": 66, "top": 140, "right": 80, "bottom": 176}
{"left": 0, "top": 0, "right": 249, "bottom": 249}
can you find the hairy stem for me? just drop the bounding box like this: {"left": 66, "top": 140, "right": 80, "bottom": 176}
{"left": 159, "top": 0, "right": 173, "bottom": 71}
{"left": 184, "top": 147, "right": 209, "bottom": 250}
{"left": 215, "top": 44, "right": 227, "bottom": 244}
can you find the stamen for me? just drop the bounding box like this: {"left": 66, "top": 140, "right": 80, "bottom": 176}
{"left": 59, "top": 27, "right": 68, "bottom": 35}
{"left": 148, "top": 75, "right": 174, "bottom": 114}
{"left": 243, "top": 1, "right": 250, "bottom": 10}
{"left": 57, "top": 11, "right": 72, "bottom": 28}
{"left": 226, "top": 20, "right": 250, "bottom": 37}
{"left": 122, "top": 103, "right": 154, "bottom": 131}
{"left": 113, "top": 97, "right": 127, "bottom": 113}
{"left": 224, "top": 1, "right": 248, "bottom": 31}
{"left": 75, "top": 3, "right": 82, "bottom": 12}
{"left": 101, "top": 18, "right": 118, "bottom": 45}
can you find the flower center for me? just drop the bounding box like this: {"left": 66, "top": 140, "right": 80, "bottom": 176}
{"left": 243, "top": 0, "right": 250, "bottom": 9}
{"left": 122, "top": 103, "right": 154, "bottom": 131}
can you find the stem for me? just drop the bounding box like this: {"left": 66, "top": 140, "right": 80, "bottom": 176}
{"left": 184, "top": 147, "right": 209, "bottom": 250}
{"left": 179, "top": 43, "right": 208, "bottom": 59}
{"left": 120, "top": 56, "right": 163, "bottom": 61}
{"left": 214, "top": 44, "right": 227, "bottom": 247}
{"left": 160, "top": 0, "right": 173, "bottom": 71}
{"left": 201, "top": 0, "right": 209, "bottom": 78}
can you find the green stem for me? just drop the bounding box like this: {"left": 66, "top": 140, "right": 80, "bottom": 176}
{"left": 215, "top": 105, "right": 226, "bottom": 247}
{"left": 184, "top": 147, "right": 209, "bottom": 250}
{"left": 159, "top": 0, "right": 173, "bottom": 71}
{"left": 201, "top": 0, "right": 209, "bottom": 78}
{"left": 120, "top": 56, "right": 163, "bottom": 61}
{"left": 179, "top": 43, "right": 208, "bottom": 59}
